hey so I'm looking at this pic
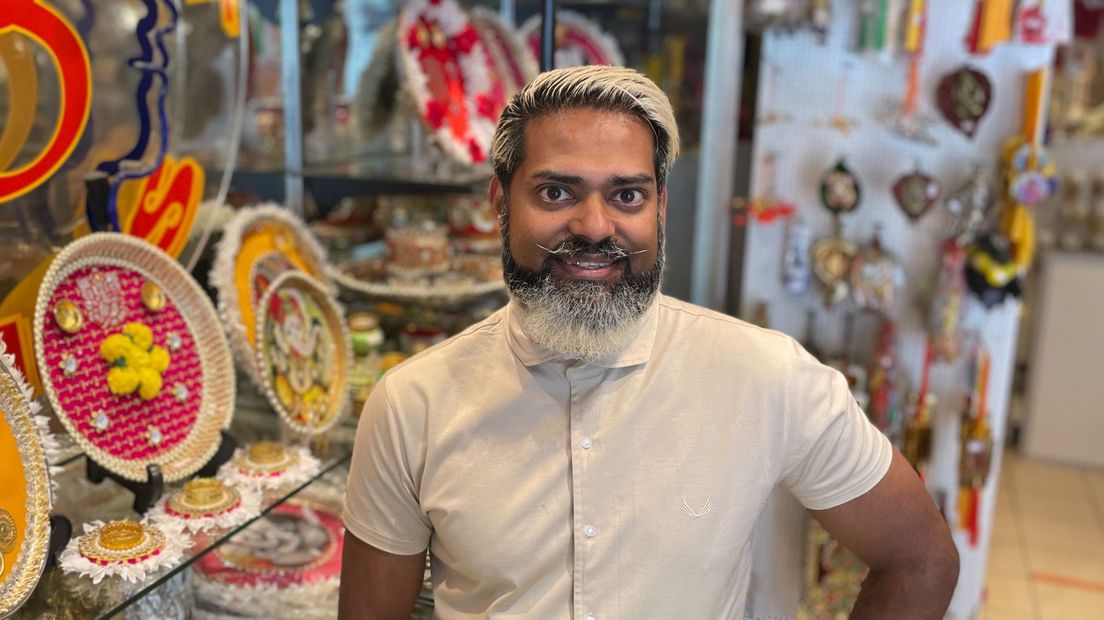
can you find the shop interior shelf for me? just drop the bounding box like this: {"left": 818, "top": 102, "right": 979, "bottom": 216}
{"left": 12, "top": 403, "right": 370, "bottom": 619}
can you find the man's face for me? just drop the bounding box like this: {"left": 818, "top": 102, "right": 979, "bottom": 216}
{"left": 490, "top": 108, "right": 666, "bottom": 289}
{"left": 489, "top": 108, "right": 667, "bottom": 357}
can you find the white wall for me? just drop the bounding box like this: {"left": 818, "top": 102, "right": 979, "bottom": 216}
{"left": 741, "top": 2, "right": 1063, "bottom": 617}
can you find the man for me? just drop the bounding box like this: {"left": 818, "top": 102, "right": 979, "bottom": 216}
{"left": 340, "top": 66, "right": 958, "bottom": 619}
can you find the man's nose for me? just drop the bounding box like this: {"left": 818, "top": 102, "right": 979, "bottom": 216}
{"left": 567, "top": 194, "right": 616, "bottom": 242}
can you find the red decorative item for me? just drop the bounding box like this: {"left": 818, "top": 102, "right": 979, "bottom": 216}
{"left": 520, "top": 10, "right": 625, "bottom": 68}
{"left": 470, "top": 7, "right": 538, "bottom": 96}
{"left": 398, "top": 0, "right": 505, "bottom": 166}
{"left": 937, "top": 66, "right": 993, "bottom": 139}
{"left": 1016, "top": 3, "right": 1048, "bottom": 44}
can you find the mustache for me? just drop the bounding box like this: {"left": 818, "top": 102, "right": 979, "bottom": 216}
{"left": 535, "top": 237, "right": 648, "bottom": 261}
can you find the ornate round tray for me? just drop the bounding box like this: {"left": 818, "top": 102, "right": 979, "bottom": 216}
{"left": 397, "top": 0, "right": 504, "bottom": 166}
{"left": 149, "top": 477, "right": 261, "bottom": 534}
{"left": 193, "top": 500, "right": 343, "bottom": 619}
{"left": 59, "top": 519, "right": 188, "bottom": 585}
{"left": 34, "top": 233, "right": 235, "bottom": 482}
{"left": 0, "top": 341, "right": 52, "bottom": 617}
{"left": 330, "top": 253, "right": 504, "bottom": 304}
{"left": 520, "top": 10, "right": 625, "bottom": 68}
{"left": 470, "top": 7, "right": 538, "bottom": 95}
{"left": 255, "top": 273, "right": 351, "bottom": 436}
{"left": 212, "top": 204, "right": 331, "bottom": 387}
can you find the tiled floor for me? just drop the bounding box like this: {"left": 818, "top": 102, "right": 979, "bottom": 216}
{"left": 981, "top": 450, "right": 1104, "bottom": 619}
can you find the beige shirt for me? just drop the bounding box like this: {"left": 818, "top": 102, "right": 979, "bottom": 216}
{"left": 344, "top": 294, "right": 892, "bottom": 619}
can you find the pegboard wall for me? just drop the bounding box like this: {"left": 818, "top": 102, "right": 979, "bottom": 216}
{"left": 739, "top": 2, "right": 1068, "bottom": 618}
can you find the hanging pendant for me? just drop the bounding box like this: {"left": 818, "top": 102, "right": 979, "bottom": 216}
{"left": 937, "top": 66, "right": 993, "bottom": 139}
{"left": 811, "top": 233, "right": 857, "bottom": 307}
{"left": 849, "top": 229, "right": 902, "bottom": 313}
{"left": 893, "top": 167, "right": 941, "bottom": 221}
{"left": 819, "top": 159, "right": 862, "bottom": 215}
{"left": 782, "top": 216, "right": 813, "bottom": 296}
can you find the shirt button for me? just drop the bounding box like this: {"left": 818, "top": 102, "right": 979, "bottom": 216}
{"left": 580, "top": 436, "right": 593, "bottom": 450}
{"left": 584, "top": 525, "right": 597, "bottom": 538}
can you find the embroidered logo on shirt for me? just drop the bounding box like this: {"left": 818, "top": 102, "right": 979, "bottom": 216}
{"left": 681, "top": 498, "right": 712, "bottom": 519}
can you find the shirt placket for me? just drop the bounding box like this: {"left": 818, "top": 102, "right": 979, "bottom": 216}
{"left": 567, "top": 364, "right": 600, "bottom": 620}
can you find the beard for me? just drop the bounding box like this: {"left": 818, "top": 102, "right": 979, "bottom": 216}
{"left": 500, "top": 205, "right": 665, "bottom": 362}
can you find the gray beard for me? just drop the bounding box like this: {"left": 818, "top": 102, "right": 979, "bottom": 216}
{"left": 501, "top": 208, "right": 665, "bottom": 362}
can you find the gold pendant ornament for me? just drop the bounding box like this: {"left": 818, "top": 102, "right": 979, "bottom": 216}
{"left": 141, "top": 280, "right": 166, "bottom": 312}
{"left": 52, "top": 299, "right": 84, "bottom": 333}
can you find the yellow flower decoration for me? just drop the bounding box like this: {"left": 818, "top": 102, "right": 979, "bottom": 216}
{"left": 100, "top": 322, "right": 171, "bottom": 400}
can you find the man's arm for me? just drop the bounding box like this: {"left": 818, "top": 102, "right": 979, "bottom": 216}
{"left": 810, "top": 450, "right": 960, "bottom": 619}
{"left": 338, "top": 533, "right": 426, "bottom": 620}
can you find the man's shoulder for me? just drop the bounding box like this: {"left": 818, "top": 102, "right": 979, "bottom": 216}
{"left": 655, "top": 294, "right": 808, "bottom": 365}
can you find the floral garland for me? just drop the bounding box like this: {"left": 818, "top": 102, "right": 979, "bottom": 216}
{"left": 397, "top": 0, "right": 504, "bottom": 166}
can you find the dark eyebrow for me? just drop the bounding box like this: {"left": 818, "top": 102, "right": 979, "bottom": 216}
{"left": 532, "top": 171, "right": 585, "bottom": 185}
{"left": 607, "top": 174, "right": 654, "bottom": 187}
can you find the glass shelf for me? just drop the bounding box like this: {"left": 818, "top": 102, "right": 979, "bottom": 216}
{"left": 11, "top": 404, "right": 359, "bottom": 620}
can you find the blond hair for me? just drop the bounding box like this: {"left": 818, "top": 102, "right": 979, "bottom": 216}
{"left": 491, "top": 65, "right": 681, "bottom": 193}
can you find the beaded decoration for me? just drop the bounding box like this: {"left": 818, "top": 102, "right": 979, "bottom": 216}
{"left": 34, "top": 234, "right": 235, "bottom": 482}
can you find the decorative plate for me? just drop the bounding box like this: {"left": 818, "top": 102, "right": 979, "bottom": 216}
{"left": 255, "top": 273, "right": 351, "bottom": 436}
{"left": 470, "top": 7, "right": 538, "bottom": 95}
{"left": 148, "top": 477, "right": 261, "bottom": 534}
{"left": 0, "top": 339, "right": 52, "bottom": 617}
{"left": 59, "top": 519, "right": 189, "bottom": 584}
{"left": 397, "top": 0, "right": 505, "bottom": 166}
{"left": 211, "top": 204, "right": 331, "bottom": 388}
{"left": 520, "top": 10, "right": 625, "bottom": 68}
{"left": 34, "top": 233, "right": 235, "bottom": 483}
{"left": 193, "top": 500, "right": 344, "bottom": 619}
{"left": 217, "top": 441, "right": 322, "bottom": 492}
{"left": 937, "top": 66, "right": 992, "bottom": 139}
{"left": 330, "top": 254, "right": 505, "bottom": 305}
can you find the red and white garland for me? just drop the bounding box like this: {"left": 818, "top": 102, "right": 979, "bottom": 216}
{"left": 398, "top": 0, "right": 505, "bottom": 166}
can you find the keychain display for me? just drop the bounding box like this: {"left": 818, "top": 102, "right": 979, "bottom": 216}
{"left": 811, "top": 223, "right": 858, "bottom": 308}
{"left": 782, "top": 216, "right": 814, "bottom": 296}
{"left": 945, "top": 167, "right": 994, "bottom": 247}
{"left": 929, "top": 239, "right": 968, "bottom": 363}
{"left": 903, "top": 340, "right": 936, "bottom": 477}
{"left": 34, "top": 234, "right": 235, "bottom": 483}
{"left": 255, "top": 273, "right": 352, "bottom": 436}
{"left": 957, "top": 342, "right": 994, "bottom": 547}
{"left": 212, "top": 204, "right": 332, "bottom": 389}
{"left": 892, "top": 167, "right": 941, "bottom": 222}
{"left": 148, "top": 477, "right": 262, "bottom": 534}
{"left": 819, "top": 159, "right": 862, "bottom": 215}
{"left": 849, "top": 228, "right": 902, "bottom": 313}
{"left": 59, "top": 519, "right": 189, "bottom": 585}
{"left": 883, "top": 0, "right": 938, "bottom": 145}
{"left": 734, "top": 152, "right": 797, "bottom": 226}
{"left": 937, "top": 66, "right": 993, "bottom": 139}
{"left": 964, "top": 0, "right": 1015, "bottom": 54}
{"left": 0, "top": 338, "right": 54, "bottom": 617}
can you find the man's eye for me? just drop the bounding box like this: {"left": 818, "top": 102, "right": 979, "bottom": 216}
{"left": 539, "top": 186, "right": 571, "bottom": 202}
{"left": 616, "top": 189, "right": 644, "bottom": 204}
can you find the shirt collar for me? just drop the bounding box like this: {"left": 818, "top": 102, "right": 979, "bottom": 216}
{"left": 505, "top": 294, "right": 660, "bottom": 369}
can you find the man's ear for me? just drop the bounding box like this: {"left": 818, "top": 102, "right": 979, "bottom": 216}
{"left": 658, "top": 186, "right": 668, "bottom": 225}
{"left": 490, "top": 176, "right": 506, "bottom": 224}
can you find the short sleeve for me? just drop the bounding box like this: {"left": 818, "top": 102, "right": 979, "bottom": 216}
{"left": 343, "top": 376, "right": 433, "bottom": 555}
{"left": 780, "top": 345, "right": 893, "bottom": 511}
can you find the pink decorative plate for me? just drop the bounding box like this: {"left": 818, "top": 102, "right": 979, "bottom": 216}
{"left": 34, "top": 234, "right": 234, "bottom": 482}
{"left": 470, "top": 7, "right": 538, "bottom": 95}
{"left": 255, "top": 272, "right": 351, "bottom": 436}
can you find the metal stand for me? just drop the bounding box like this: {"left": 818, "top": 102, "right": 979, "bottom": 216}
{"left": 45, "top": 515, "right": 72, "bottom": 571}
